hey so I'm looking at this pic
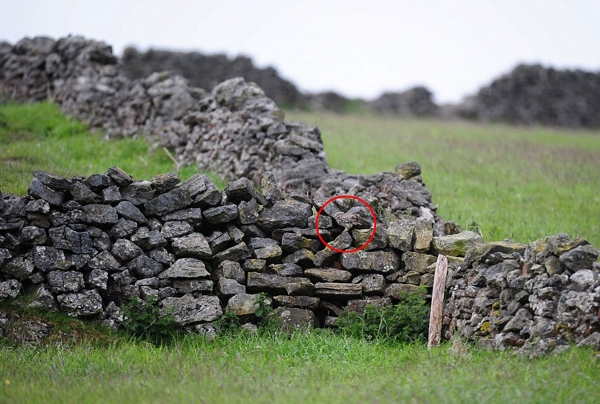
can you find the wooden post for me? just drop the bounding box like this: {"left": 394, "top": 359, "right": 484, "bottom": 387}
{"left": 428, "top": 254, "right": 448, "bottom": 349}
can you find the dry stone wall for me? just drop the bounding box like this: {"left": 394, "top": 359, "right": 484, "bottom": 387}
{"left": 1, "top": 35, "right": 599, "bottom": 354}
{"left": 0, "top": 167, "right": 460, "bottom": 337}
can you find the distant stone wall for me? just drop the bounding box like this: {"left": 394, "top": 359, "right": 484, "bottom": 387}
{"left": 0, "top": 35, "right": 445, "bottom": 229}
{"left": 457, "top": 64, "right": 600, "bottom": 128}
{"left": 369, "top": 86, "right": 439, "bottom": 117}
{"left": 120, "top": 47, "right": 307, "bottom": 109}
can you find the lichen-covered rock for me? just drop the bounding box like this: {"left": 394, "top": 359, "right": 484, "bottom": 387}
{"left": 273, "top": 307, "right": 317, "bottom": 332}
{"left": 257, "top": 199, "right": 312, "bottom": 232}
{"left": 339, "top": 250, "right": 399, "bottom": 273}
{"left": 170, "top": 233, "right": 212, "bottom": 259}
{"left": 304, "top": 268, "right": 352, "bottom": 283}
{"left": 0, "top": 279, "right": 21, "bottom": 301}
{"left": 160, "top": 294, "right": 222, "bottom": 325}
{"left": 431, "top": 231, "right": 484, "bottom": 257}
{"left": 314, "top": 283, "right": 362, "bottom": 299}
{"left": 158, "top": 258, "right": 210, "bottom": 279}
{"left": 57, "top": 289, "right": 104, "bottom": 317}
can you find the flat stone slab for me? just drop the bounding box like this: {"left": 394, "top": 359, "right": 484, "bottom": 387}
{"left": 158, "top": 258, "right": 210, "bottom": 279}
{"left": 161, "top": 294, "right": 222, "bottom": 325}
{"left": 314, "top": 282, "right": 362, "bottom": 299}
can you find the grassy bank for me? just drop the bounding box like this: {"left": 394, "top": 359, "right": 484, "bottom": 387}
{"left": 286, "top": 111, "right": 600, "bottom": 247}
{"left": 0, "top": 102, "right": 225, "bottom": 195}
{"left": 1, "top": 333, "right": 598, "bottom": 404}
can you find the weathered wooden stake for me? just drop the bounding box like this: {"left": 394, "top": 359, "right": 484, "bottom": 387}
{"left": 428, "top": 254, "right": 448, "bottom": 349}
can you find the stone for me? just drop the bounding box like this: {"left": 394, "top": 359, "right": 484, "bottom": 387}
{"left": 29, "top": 284, "right": 56, "bottom": 310}
{"left": 352, "top": 226, "right": 388, "bottom": 251}
{"left": 304, "top": 268, "right": 352, "bottom": 282}
{"left": 203, "top": 205, "right": 239, "bottom": 224}
{"left": 161, "top": 294, "right": 222, "bottom": 325}
{"left": 193, "top": 176, "right": 222, "bottom": 207}
{"left": 269, "top": 263, "right": 304, "bottom": 277}
{"left": 544, "top": 256, "right": 564, "bottom": 276}
{"left": 213, "top": 242, "right": 251, "bottom": 263}
{"left": 76, "top": 204, "right": 119, "bottom": 225}
{"left": 355, "top": 273, "right": 386, "bottom": 295}
{"left": 402, "top": 252, "right": 437, "bottom": 274}
{"left": 569, "top": 269, "right": 596, "bottom": 291}
{"left": 70, "top": 181, "right": 102, "bottom": 203}
{"left": 339, "top": 250, "right": 399, "bottom": 273}
{"left": 150, "top": 172, "right": 180, "bottom": 193}
{"left": 347, "top": 297, "right": 392, "bottom": 314}
{"left": 226, "top": 224, "right": 245, "bottom": 243}
{"left": 282, "top": 249, "right": 314, "bottom": 267}
{"left": 161, "top": 221, "right": 193, "bottom": 239}
{"left": 0, "top": 279, "right": 21, "bottom": 301}
{"left": 57, "top": 289, "right": 104, "bottom": 317}
{"left": 127, "top": 254, "right": 163, "bottom": 278}
{"left": 149, "top": 248, "right": 174, "bottom": 265}
{"left": 20, "top": 226, "right": 46, "bottom": 245}
{"left": 333, "top": 206, "right": 373, "bottom": 230}
{"left": 281, "top": 232, "right": 313, "bottom": 251}
{"left": 87, "top": 250, "right": 121, "bottom": 272}
{"left": 384, "top": 283, "right": 421, "bottom": 299}
{"left": 6, "top": 319, "right": 50, "bottom": 347}
{"left": 274, "top": 307, "right": 317, "bottom": 332}
{"left": 273, "top": 295, "right": 320, "bottom": 310}
{"left": 48, "top": 270, "right": 84, "bottom": 293}
{"left": 171, "top": 233, "right": 212, "bottom": 259}
{"left": 115, "top": 201, "right": 147, "bottom": 223}
{"left": 107, "top": 167, "right": 133, "bottom": 186}
{"left": 86, "top": 269, "right": 109, "bottom": 290}
{"left": 260, "top": 172, "right": 285, "bottom": 205}
{"left": 226, "top": 293, "right": 260, "bottom": 317}
{"left": 217, "top": 277, "right": 246, "bottom": 296}
{"left": 214, "top": 261, "right": 246, "bottom": 284}
{"left": 162, "top": 208, "right": 203, "bottom": 227}
{"left": 395, "top": 161, "right": 421, "bottom": 179}
{"left": 111, "top": 218, "right": 138, "bottom": 238}
{"left": 206, "top": 230, "right": 232, "bottom": 253}
{"left": 179, "top": 174, "right": 208, "bottom": 198}
{"left": 26, "top": 199, "right": 50, "bottom": 214}
{"left": 413, "top": 217, "right": 433, "bottom": 252}
{"left": 2, "top": 256, "right": 35, "bottom": 280}
{"left": 504, "top": 308, "right": 533, "bottom": 333}
{"left": 242, "top": 259, "right": 267, "bottom": 272}
{"left": 130, "top": 227, "right": 167, "bottom": 250}
{"left": 313, "top": 231, "right": 353, "bottom": 266}
{"left": 238, "top": 198, "right": 260, "bottom": 225}
{"left": 257, "top": 199, "right": 312, "bottom": 232}
{"left": 577, "top": 332, "right": 600, "bottom": 349}
{"left": 559, "top": 245, "right": 598, "bottom": 272}
{"left": 33, "top": 170, "right": 73, "bottom": 191}
{"left": 144, "top": 187, "right": 193, "bottom": 217}
{"left": 28, "top": 177, "right": 65, "bottom": 206}
{"left": 111, "top": 238, "right": 143, "bottom": 261}
{"left": 249, "top": 237, "right": 282, "bottom": 260}
{"left": 224, "top": 177, "right": 266, "bottom": 204}
{"left": 159, "top": 258, "right": 210, "bottom": 279}
{"left": 102, "top": 186, "right": 122, "bottom": 203}
{"left": 247, "top": 272, "right": 314, "bottom": 295}
{"left": 33, "top": 246, "right": 69, "bottom": 272}
{"left": 314, "top": 282, "right": 362, "bottom": 299}
{"left": 84, "top": 174, "right": 112, "bottom": 192}
{"left": 464, "top": 240, "right": 527, "bottom": 267}
{"left": 172, "top": 279, "right": 214, "bottom": 294}
{"left": 432, "top": 231, "right": 484, "bottom": 257}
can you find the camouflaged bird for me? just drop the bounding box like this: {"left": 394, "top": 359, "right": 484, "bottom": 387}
{"left": 333, "top": 206, "right": 373, "bottom": 230}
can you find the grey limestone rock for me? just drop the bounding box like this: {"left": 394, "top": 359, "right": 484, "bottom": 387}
{"left": 314, "top": 282, "right": 362, "bottom": 299}
{"left": 159, "top": 257, "right": 210, "bottom": 279}
{"left": 171, "top": 233, "right": 212, "bottom": 259}
{"left": 339, "top": 250, "right": 399, "bottom": 274}
{"left": 274, "top": 307, "right": 317, "bottom": 332}
{"left": 57, "top": 289, "right": 104, "bottom": 317}
{"left": 0, "top": 279, "right": 21, "bottom": 301}
{"left": 161, "top": 294, "right": 222, "bottom": 325}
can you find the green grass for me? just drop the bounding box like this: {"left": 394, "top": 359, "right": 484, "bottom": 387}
{"left": 0, "top": 333, "right": 598, "bottom": 404}
{"left": 286, "top": 111, "right": 600, "bottom": 247}
{"left": 0, "top": 102, "right": 226, "bottom": 195}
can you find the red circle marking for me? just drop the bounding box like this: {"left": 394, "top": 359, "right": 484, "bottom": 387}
{"left": 315, "top": 195, "right": 377, "bottom": 253}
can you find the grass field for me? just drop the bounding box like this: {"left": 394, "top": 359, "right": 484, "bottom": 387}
{"left": 1, "top": 332, "right": 598, "bottom": 404}
{"left": 286, "top": 111, "right": 600, "bottom": 247}
{"left": 1, "top": 102, "right": 599, "bottom": 403}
